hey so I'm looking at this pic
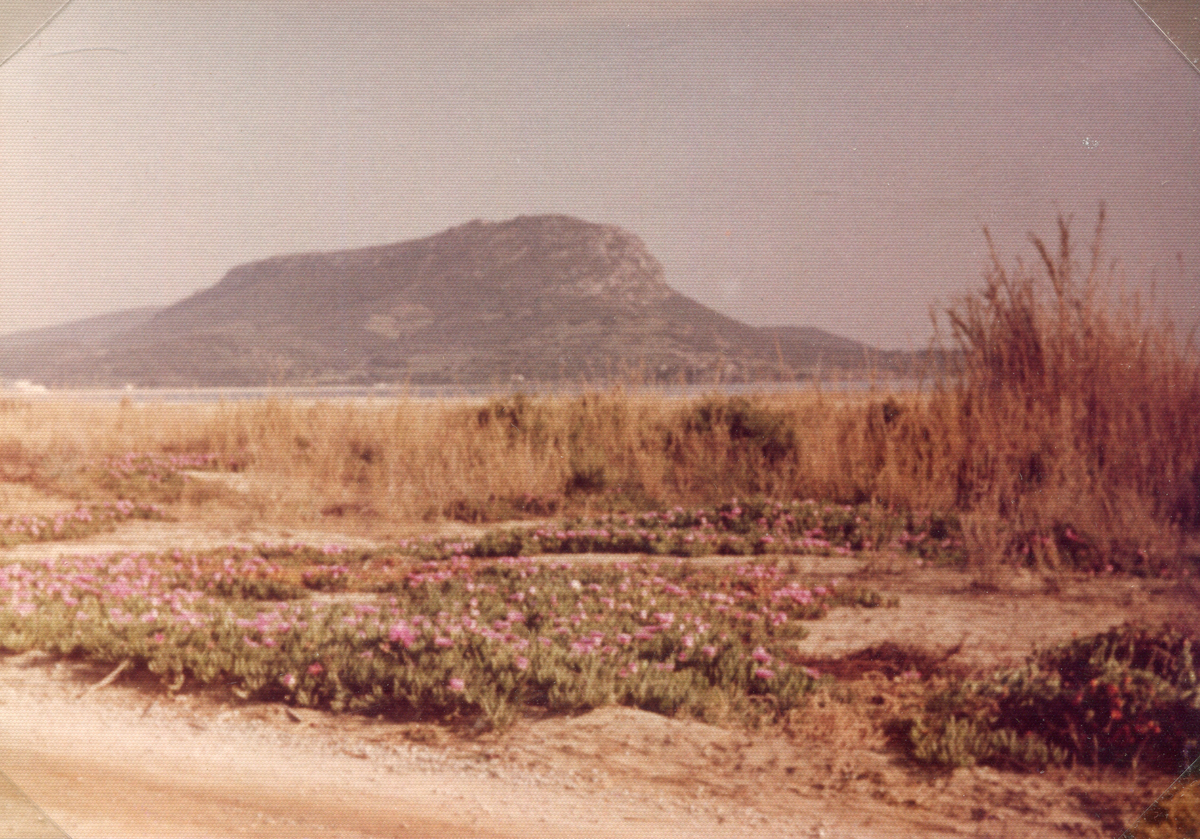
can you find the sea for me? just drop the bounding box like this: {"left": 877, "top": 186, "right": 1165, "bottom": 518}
{"left": 1, "top": 379, "right": 929, "bottom": 405}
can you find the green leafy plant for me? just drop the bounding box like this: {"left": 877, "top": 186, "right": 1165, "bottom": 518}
{"left": 907, "top": 624, "right": 1200, "bottom": 773}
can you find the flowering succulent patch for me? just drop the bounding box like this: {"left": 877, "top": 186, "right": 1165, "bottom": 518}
{"left": 0, "top": 501, "right": 164, "bottom": 548}
{"left": 468, "top": 498, "right": 965, "bottom": 563}
{"left": 0, "top": 543, "right": 895, "bottom": 728}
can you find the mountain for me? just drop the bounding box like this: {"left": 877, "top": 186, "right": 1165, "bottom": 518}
{"left": 0, "top": 306, "right": 163, "bottom": 385}
{"left": 0, "top": 216, "right": 924, "bottom": 387}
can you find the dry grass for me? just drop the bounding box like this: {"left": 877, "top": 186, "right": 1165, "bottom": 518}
{"left": 0, "top": 389, "right": 947, "bottom": 525}
{"left": 0, "top": 208, "right": 1195, "bottom": 570}
{"left": 936, "top": 206, "right": 1200, "bottom": 569}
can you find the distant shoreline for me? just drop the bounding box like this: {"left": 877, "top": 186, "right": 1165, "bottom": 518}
{"left": 0, "top": 379, "right": 930, "bottom": 405}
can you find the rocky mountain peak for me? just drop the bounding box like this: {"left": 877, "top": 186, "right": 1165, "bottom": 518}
{"left": 425, "top": 215, "right": 672, "bottom": 304}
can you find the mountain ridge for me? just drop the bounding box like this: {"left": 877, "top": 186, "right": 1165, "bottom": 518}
{"left": 0, "top": 216, "right": 927, "bottom": 387}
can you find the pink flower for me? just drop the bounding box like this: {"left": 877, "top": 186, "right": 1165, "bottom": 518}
{"left": 751, "top": 646, "right": 773, "bottom": 664}
{"left": 281, "top": 673, "right": 297, "bottom": 689}
{"left": 448, "top": 677, "right": 465, "bottom": 692}
{"left": 754, "top": 667, "right": 776, "bottom": 680}
{"left": 307, "top": 662, "right": 324, "bottom": 676}
{"left": 803, "top": 667, "right": 821, "bottom": 680}
{"left": 514, "top": 655, "right": 530, "bottom": 671}
{"left": 701, "top": 644, "right": 718, "bottom": 659}
{"left": 388, "top": 620, "right": 417, "bottom": 648}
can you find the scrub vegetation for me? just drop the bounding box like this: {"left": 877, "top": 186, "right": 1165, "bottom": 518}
{"left": 0, "top": 210, "right": 1196, "bottom": 804}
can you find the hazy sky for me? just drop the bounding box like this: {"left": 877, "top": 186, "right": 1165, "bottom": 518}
{"left": 2, "top": 1, "right": 1198, "bottom": 350}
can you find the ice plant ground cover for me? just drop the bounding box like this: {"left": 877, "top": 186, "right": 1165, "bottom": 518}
{"left": 468, "top": 496, "right": 966, "bottom": 566}
{"left": 905, "top": 624, "right": 1200, "bottom": 775}
{"left": 0, "top": 501, "right": 163, "bottom": 548}
{"left": 0, "top": 451, "right": 232, "bottom": 549}
{"left": 0, "top": 529, "right": 895, "bottom": 729}
{"left": 463, "top": 495, "right": 1188, "bottom": 575}
{"left": 0, "top": 485, "right": 1194, "bottom": 780}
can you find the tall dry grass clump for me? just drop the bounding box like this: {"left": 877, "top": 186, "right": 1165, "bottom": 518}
{"left": 937, "top": 206, "right": 1200, "bottom": 569}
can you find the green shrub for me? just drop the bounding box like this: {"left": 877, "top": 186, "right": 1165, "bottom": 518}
{"left": 908, "top": 624, "right": 1200, "bottom": 773}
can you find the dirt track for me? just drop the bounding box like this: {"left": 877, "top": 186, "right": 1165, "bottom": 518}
{"left": 0, "top": 520, "right": 1196, "bottom": 838}
{"left": 0, "top": 652, "right": 815, "bottom": 839}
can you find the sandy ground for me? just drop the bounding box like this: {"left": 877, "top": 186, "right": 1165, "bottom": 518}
{"left": 0, "top": 517, "right": 1197, "bottom": 838}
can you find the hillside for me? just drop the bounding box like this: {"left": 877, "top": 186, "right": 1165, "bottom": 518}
{"left": 0, "top": 216, "right": 920, "bottom": 387}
